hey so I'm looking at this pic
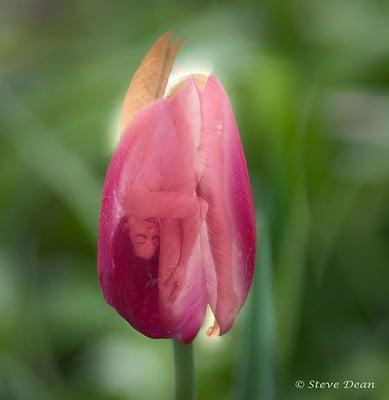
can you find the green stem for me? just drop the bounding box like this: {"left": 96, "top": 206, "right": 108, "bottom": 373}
{"left": 173, "top": 340, "right": 195, "bottom": 400}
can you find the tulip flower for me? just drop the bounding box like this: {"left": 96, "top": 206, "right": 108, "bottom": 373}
{"left": 98, "top": 32, "right": 256, "bottom": 344}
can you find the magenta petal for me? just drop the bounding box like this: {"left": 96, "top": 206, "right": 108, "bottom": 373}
{"left": 198, "top": 76, "right": 256, "bottom": 334}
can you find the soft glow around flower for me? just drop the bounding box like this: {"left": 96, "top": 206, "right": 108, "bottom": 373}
{"left": 165, "top": 56, "right": 213, "bottom": 96}
{"left": 106, "top": 101, "right": 122, "bottom": 152}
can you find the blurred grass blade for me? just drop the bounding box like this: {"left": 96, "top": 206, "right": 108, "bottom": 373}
{"left": 234, "top": 217, "right": 276, "bottom": 400}
{"left": 276, "top": 185, "right": 310, "bottom": 370}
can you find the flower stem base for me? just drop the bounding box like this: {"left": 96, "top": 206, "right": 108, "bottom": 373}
{"left": 173, "top": 339, "right": 195, "bottom": 400}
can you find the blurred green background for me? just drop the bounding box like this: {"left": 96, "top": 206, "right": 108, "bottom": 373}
{"left": 1, "top": 1, "right": 389, "bottom": 399}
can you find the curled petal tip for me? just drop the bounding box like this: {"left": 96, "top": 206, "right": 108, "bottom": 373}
{"left": 206, "top": 320, "right": 221, "bottom": 338}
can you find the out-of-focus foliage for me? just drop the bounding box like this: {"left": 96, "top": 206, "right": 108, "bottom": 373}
{"left": 1, "top": 1, "right": 389, "bottom": 399}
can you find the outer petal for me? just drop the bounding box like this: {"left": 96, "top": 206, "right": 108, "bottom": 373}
{"left": 198, "top": 76, "right": 256, "bottom": 334}
{"left": 98, "top": 81, "right": 207, "bottom": 342}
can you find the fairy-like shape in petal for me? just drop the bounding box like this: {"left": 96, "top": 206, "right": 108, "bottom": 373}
{"left": 98, "top": 34, "right": 256, "bottom": 343}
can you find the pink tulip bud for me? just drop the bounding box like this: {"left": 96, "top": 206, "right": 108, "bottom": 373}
{"left": 98, "top": 33, "right": 256, "bottom": 343}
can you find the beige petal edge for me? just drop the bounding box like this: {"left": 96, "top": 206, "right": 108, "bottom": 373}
{"left": 120, "top": 32, "right": 184, "bottom": 132}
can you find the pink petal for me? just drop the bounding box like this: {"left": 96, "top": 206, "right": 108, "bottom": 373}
{"left": 98, "top": 81, "right": 207, "bottom": 342}
{"left": 198, "top": 76, "right": 256, "bottom": 334}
